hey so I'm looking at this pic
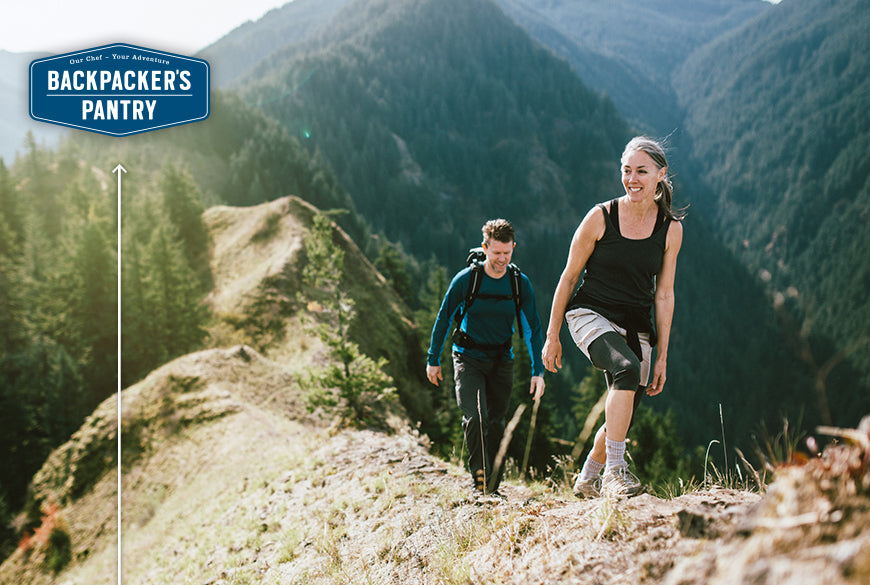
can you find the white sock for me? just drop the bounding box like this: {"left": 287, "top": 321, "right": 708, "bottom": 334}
{"left": 579, "top": 457, "right": 605, "bottom": 482}
{"left": 605, "top": 438, "right": 626, "bottom": 469}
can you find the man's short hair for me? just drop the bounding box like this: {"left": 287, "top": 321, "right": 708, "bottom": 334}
{"left": 482, "top": 219, "right": 515, "bottom": 246}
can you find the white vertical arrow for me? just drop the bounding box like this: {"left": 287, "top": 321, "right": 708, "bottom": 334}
{"left": 112, "top": 162, "right": 125, "bottom": 582}
{"left": 113, "top": 164, "right": 126, "bottom": 196}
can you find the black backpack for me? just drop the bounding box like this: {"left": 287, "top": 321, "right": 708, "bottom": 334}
{"left": 454, "top": 247, "right": 525, "bottom": 341}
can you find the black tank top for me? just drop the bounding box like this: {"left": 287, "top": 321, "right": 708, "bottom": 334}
{"left": 568, "top": 198, "right": 671, "bottom": 349}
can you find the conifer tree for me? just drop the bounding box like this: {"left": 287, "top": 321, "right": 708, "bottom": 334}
{"left": 140, "top": 222, "right": 208, "bottom": 369}
{"left": 0, "top": 215, "right": 23, "bottom": 355}
{"left": 159, "top": 163, "right": 209, "bottom": 288}
{"left": 0, "top": 161, "right": 23, "bottom": 255}
{"left": 0, "top": 339, "right": 84, "bottom": 512}
{"left": 22, "top": 132, "right": 62, "bottom": 243}
{"left": 64, "top": 210, "right": 118, "bottom": 407}
{"left": 374, "top": 241, "right": 415, "bottom": 309}
{"left": 120, "top": 225, "right": 149, "bottom": 387}
{"left": 302, "top": 212, "right": 397, "bottom": 429}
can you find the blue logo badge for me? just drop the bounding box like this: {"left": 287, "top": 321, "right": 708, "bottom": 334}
{"left": 30, "top": 43, "right": 210, "bottom": 136}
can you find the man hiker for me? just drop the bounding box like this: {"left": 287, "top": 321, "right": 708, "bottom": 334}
{"left": 426, "top": 219, "right": 546, "bottom": 494}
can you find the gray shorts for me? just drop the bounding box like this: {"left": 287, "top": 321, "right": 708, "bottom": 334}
{"left": 565, "top": 307, "right": 651, "bottom": 386}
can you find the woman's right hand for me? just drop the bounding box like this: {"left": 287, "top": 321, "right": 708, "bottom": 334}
{"left": 542, "top": 336, "right": 562, "bottom": 373}
{"left": 542, "top": 207, "right": 603, "bottom": 375}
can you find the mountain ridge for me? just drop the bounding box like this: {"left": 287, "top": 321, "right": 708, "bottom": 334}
{"left": 201, "top": 195, "right": 431, "bottom": 422}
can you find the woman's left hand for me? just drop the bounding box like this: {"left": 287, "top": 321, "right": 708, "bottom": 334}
{"left": 646, "top": 359, "right": 667, "bottom": 396}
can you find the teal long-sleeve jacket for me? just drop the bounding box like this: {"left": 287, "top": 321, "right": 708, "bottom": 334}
{"left": 427, "top": 265, "right": 545, "bottom": 377}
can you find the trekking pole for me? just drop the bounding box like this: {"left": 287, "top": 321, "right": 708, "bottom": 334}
{"left": 490, "top": 403, "right": 527, "bottom": 494}
{"left": 477, "top": 390, "right": 487, "bottom": 495}
{"left": 520, "top": 395, "right": 540, "bottom": 481}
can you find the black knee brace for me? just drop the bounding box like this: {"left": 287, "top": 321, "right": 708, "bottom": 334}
{"left": 588, "top": 331, "right": 641, "bottom": 391}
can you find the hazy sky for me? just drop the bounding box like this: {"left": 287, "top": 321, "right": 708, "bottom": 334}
{"left": 0, "top": 0, "right": 294, "bottom": 55}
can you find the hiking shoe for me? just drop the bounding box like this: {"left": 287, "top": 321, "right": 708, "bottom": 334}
{"left": 600, "top": 463, "right": 643, "bottom": 497}
{"left": 573, "top": 475, "right": 601, "bottom": 499}
{"left": 482, "top": 488, "right": 506, "bottom": 501}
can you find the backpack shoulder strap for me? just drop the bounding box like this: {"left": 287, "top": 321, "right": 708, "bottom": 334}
{"left": 508, "top": 264, "right": 524, "bottom": 339}
{"left": 457, "top": 260, "right": 484, "bottom": 325}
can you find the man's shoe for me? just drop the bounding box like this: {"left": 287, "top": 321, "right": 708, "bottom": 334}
{"left": 573, "top": 475, "right": 601, "bottom": 499}
{"left": 600, "top": 463, "right": 642, "bottom": 497}
{"left": 483, "top": 488, "right": 506, "bottom": 501}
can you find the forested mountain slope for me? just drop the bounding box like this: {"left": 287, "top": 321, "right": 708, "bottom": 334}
{"left": 199, "top": 0, "right": 356, "bottom": 87}
{"left": 494, "top": 0, "right": 770, "bottom": 133}
{"left": 673, "top": 0, "right": 870, "bottom": 423}
{"left": 201, "top": 0, "right": 770, "bottom": 137}
{"left": 0, "top": 139, "right": 117, "bottom": 539}
{"left": 239, "top": 0, "right": 630, "bottom": 271}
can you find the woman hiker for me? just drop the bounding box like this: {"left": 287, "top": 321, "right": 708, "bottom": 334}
{"left": 542, "top": 136, "right": 684, "bottom": 497}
